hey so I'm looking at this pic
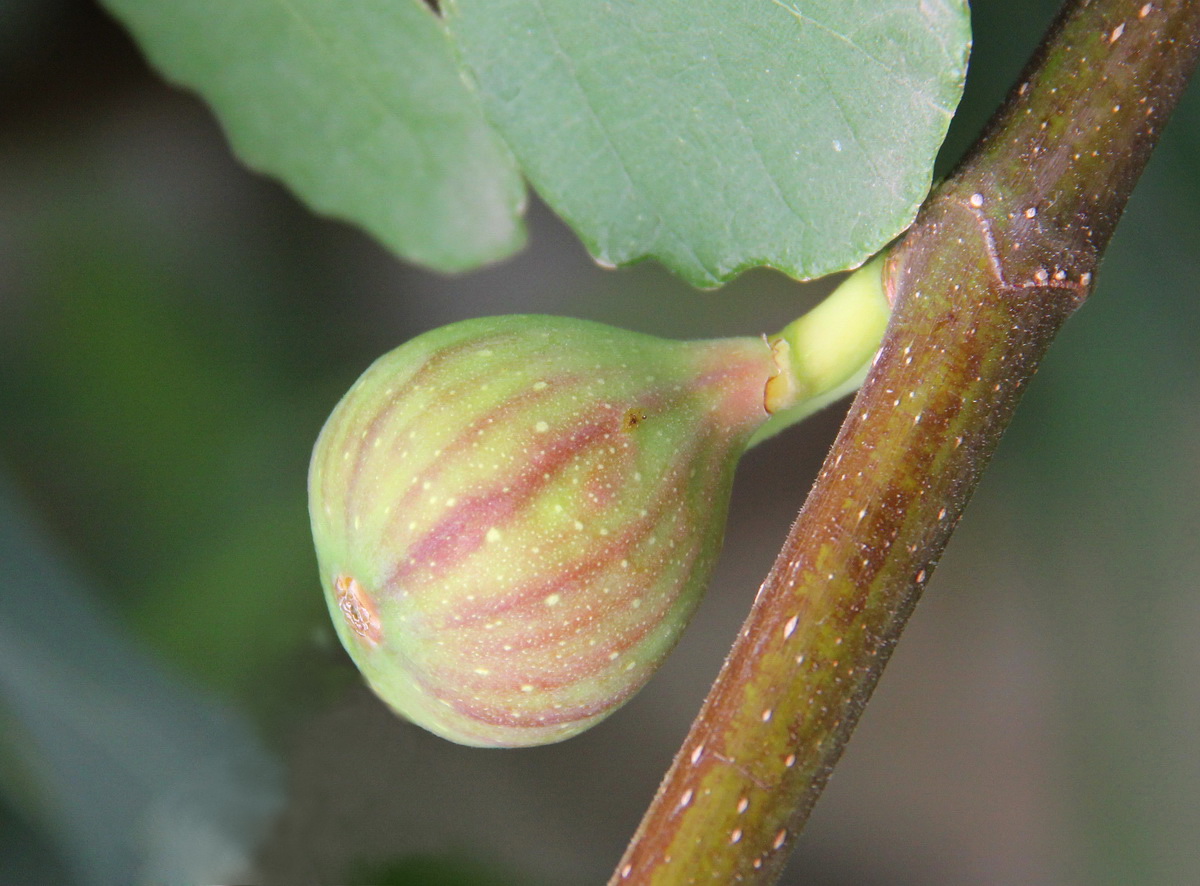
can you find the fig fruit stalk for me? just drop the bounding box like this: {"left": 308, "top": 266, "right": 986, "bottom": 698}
{"left": 309, "top": 261, "right": 888, "bottom": 747}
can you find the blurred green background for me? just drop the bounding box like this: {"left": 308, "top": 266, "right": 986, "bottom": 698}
{"left": 2, "top": 1, "right": 1198, "bottom": 884}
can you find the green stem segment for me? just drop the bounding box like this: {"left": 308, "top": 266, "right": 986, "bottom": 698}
{"left": 612, "top": 1, "right": 1200, "bottom": 883}
{"left": 754, "top": 258, "right": 890, "bottom": 447}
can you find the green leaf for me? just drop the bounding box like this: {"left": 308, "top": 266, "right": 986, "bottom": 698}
{"left": 445, "top": 0, "right": 970, "bottom": 287}
{"left": 100, "top": 0, "right": 526, "bottom": 272}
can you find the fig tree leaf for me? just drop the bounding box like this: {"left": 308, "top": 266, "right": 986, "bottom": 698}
{"left": 100, "top": 0, "right": 526, "bottom": 272}
{"left": 444, "top": 0, "right": 970, "bottom": 287}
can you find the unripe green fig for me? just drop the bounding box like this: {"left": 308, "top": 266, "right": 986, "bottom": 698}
{"left": 309, "top": 262, "right": 889, "bottom": 748}
{"left": 309, "top": 315, "right": 781, "bottom": 747}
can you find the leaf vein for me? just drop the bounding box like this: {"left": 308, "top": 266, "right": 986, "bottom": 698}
{"left": 531, "top": 0, "right": 708, "bottom": 277}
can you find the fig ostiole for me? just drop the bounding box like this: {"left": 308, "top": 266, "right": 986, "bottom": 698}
{"left": 308, "top": 262, "right": 888, "bottom": 748}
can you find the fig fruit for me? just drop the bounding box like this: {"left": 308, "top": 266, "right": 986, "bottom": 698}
{"left": 309, "top": 315, "right": 781, "bottom": 747}
{"left": 309, "top": 261, "right": 889, "bottom": 747}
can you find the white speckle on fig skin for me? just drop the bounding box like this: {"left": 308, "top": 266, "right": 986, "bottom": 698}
{"left": 309, "top": 315, "right": 779, "bottom": 747}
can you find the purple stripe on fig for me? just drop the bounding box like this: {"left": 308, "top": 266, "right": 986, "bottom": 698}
{"left": 429, "top": 678, "right": 636, "bottom": 731}
{"left": 388, "top": 417, "right": 613, "bottom": 586}
{"left": 333, "top": 330, "right": 539, "bottom": 541}
{"left": 375, "top": 375, "right": 592, "bottom": 545}
{"left": 440, "top": 534, "right": 701, "bottom": 671}
{"left": 430, "top": 429, "right": 701, "bottom": 630}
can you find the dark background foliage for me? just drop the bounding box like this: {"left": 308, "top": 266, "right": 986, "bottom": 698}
{"left": 2, "top": 1, "right": 1198, "bottom": 883}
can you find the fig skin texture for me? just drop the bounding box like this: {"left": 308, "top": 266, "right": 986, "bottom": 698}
{"left": 308, "top": 315, "right": 779, "bottom": 747}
